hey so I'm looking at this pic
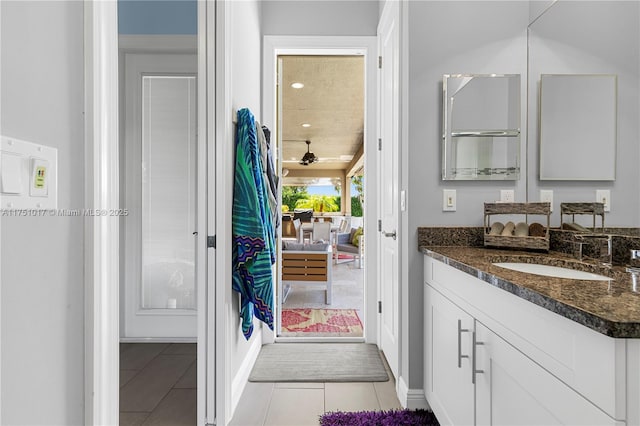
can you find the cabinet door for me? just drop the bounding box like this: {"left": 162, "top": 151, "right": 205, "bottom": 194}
{"left": 425, "top": 285, "right": 474, "bottom": 426}
{"left": 475, "top": 322, "right": 618, "bottom": 426}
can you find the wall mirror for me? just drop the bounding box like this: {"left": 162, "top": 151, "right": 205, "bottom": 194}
{"left": 539, "top": 74, "right": 617, "bottom": 180}
{"left": 442, "top": 74, "right": 521, "bottom": 180}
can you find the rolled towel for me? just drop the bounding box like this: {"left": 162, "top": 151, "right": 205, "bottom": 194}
{"left": 515, "top": 222, "right": 529, "bottom": 237}
{"left": 489, "top": 221, "right": 504, "bottom": 235}
{"left": 501, "top": 221, "right": 515, "bottom": 236}
{"left": 529, "top": 222, "right": 546, "bottom": 237}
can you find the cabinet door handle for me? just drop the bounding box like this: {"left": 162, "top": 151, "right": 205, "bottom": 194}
{"left": 472, "top": 330, "right": 485, "bottom": 384}
{"left": 457, "top": 319, "right": 470, "bottom": 368}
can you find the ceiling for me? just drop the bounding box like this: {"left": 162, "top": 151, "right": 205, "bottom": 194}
{"left": 280, "top": 55, "right": 365, "bottom": 174}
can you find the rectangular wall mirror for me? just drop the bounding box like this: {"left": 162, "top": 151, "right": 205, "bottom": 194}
{"left": 442, "top": 74, "right": 521, "bottom": 180}
{"left": 539, "top": 74, "right": 617, "bottom": 181}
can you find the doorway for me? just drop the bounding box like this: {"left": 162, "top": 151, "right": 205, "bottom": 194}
{"left": 262, "top": 36, "right": 378, "bottom": 346}
{"left": 277, "top": 54, "right": 366, "bottom": 339}
{"left": 118, "top": 38, "right": 198, "bottom": 425}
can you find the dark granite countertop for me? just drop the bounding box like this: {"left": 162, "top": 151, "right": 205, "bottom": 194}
{"left": 421, "top": 246, "right": 640, "bottom": 338}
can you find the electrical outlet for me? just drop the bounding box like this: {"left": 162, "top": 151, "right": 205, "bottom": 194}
{"left": 540, "top": 190, "right": 553, "bottom": 212}
{"left": 500, "top": 189, "right": 515, "bottom": 203}
{"left": 596, "top": 190, "right": 611, "bottom": 212}
{"left": 443, "top": 189, "right": 456, "bottom": 211}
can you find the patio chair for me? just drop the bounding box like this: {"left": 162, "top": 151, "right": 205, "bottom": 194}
{"left": 312, "top": 221, "right": 332, "bottom": 243}
{"left": 293, "top": 209, "right": 313, "bottom": 223}
{"left": 293, "top": 218, "right": 303, "bottom": 243}
{"left": 335, "top": 228, "right": 364, "bottom": 269}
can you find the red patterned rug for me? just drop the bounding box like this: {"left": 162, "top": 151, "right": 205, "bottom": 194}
{"left": 281, "top": 308, "right": 363, "bottom": 336}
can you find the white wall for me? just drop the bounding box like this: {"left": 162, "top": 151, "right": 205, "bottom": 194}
{"left": 227, "top": 0, "right": 264, "bottom": 417}
{"left": 262, "top": 0, "right": 379, "bottom": 36}
{"left": 403, "top": 0, "right": 530, "bottom": 391}
{"left": 0, "top": 1, "right": 85, "bottom": 424}
{"left": 527, "top": 1, "right": 640, "bottom": 227}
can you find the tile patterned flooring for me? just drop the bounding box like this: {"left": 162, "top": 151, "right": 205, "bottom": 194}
{"left": 120, "top": 343, "right": 401, "bottom": 426}
{"left": 229, "top": 353, "right": 402, "bottom": 426}
{"left": 120, "top": 343, "right": 196, "bottom": 426}
{"left": 121, "top": 262, "right": 389, "bottom": 425}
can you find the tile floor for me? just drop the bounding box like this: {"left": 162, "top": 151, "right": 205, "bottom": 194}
{"left": 229, "top": 352, "right": 402, "bottom": 426}
{"left": 120, "top": 342, "right": 196, "bottom": 426}
{"left": 120, "top": 342, "right": 401, "bottom": 426}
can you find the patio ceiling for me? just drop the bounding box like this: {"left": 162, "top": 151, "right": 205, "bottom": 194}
{"left": 280, "top": 55, "right": 365, "bottom": 176}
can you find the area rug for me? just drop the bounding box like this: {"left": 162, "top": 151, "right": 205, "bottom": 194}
{"left": 248, "top": 343, "right": 389, "bottom": 382}
{"left": 320, "top": 409, "right": 439, "bottom": 426}
{"left": 281, "top": 308, "right": 363, "bottom": 336}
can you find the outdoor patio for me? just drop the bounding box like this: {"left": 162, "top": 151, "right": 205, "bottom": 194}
{"left": 279, "top": 259, "right": 364, "bottom": 337}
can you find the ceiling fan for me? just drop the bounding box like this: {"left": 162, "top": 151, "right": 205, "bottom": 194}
{"left": 298, "top": 140, "right": 318, "bottom": 166}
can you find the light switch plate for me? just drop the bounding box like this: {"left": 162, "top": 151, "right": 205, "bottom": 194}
{"left": 443, "top": 189, "right": 456, "bottom": 211}
{"left": 1, "top": 136, "right": 57, "bottom": 209}
{"left": 540, "top": 190, "right": 553, "bottom": 212}
{"left": 596, "top": 189, "right": 611, "bottom": 212}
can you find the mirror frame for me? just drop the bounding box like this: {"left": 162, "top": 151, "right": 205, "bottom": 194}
{"left": 442, "top": 73, "right": 521, "bottom": 181}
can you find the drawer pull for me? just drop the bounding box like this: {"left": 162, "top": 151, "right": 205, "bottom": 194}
{"left": 472, "top": 331, "right": 485, "bottom": 384}
{"left": 457, "top": 319, "right": 470, "bottom": 368}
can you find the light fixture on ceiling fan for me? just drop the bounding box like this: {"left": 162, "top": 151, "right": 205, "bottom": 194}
{"left": 299, "top": 140, "right": 318, "bottom": 166}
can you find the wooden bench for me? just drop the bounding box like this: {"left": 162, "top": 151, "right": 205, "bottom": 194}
{"left": 281, "top": 249, "right": 332, "bottom": 304}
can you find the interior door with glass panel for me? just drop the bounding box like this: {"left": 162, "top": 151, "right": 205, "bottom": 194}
{"left": 123, "top": 53, "right": 197, "bottom": 339}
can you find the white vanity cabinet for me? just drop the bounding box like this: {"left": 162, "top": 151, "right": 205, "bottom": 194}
{"left": 424, "top": 255, "right": 624, "bottom": 426}
{"left": 475, "top": 321, "right": 617, "bottom": 425}
{"left": 424, "top": 286, "right": 474, "bottom": 425}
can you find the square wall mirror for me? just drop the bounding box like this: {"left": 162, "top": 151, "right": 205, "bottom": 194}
{"left": 442, "top": 74, "right": 521, "bottom": 180}
{"left": 539, "top": 74, "right": 617, "bottom": 181}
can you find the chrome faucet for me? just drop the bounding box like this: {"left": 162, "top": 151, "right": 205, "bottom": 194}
{"left": 569, "top": 233, "right": 612, "bottom": 267}
{"left": 627, "top": 249, "right": 640, "bottom": 275}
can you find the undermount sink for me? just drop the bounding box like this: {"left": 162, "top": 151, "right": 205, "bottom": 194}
{"left": 492, "top": 262, "right": 612, "bottom": 281}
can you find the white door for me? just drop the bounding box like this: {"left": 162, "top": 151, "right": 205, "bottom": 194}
{"left": 123, "top": 53, "right": 198, "bottom": 339}
{"left": 377, "top": 0, "right": 400, "bottom": 378}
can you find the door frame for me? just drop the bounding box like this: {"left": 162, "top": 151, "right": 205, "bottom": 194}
{"left": 83, "top": 2, "right": 214, "bottom": 424}
{"left": 262, "top": 36, "right": 379, "bottom": 344}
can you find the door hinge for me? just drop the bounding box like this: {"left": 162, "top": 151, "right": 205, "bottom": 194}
{"left": 378, "top": 138, "right": 382, "bottom": 151}
{"left": 378, "top": 56, "right": 382, "bottom": 69}
{"left": 378, "top": 219, "right": 382, "bottom": 232}
{"left": 207, "top": 235, "right": 216, "bottom": 248}
{"left": 378, "top": 301, "right": 382, "bottom": 314}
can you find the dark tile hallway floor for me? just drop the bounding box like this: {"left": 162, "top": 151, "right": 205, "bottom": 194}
{"left": 120, "top": 343, "right": 196, "bottom": 426}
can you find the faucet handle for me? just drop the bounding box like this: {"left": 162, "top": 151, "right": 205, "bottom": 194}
{"left": 631, "top": 249, "right": 640, "bottom": 260}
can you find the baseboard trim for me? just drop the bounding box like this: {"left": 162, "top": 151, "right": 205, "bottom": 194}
{"left": 231, "top": 334, "right": 263, "bottom": 415}
{"left": 398, "top": 376, "right": 430, "bottom": 410}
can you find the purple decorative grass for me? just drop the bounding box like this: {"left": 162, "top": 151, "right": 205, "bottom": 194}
{"left": 319, "top": 409, "right": 439, "bottom": 426}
